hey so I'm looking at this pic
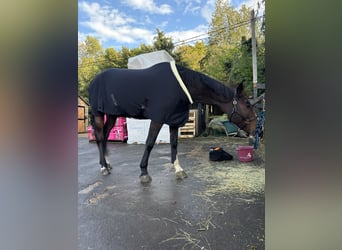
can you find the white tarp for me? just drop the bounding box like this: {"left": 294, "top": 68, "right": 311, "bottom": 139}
{"left": 126, "top": 118, "right": 170, "bottom": 144}
{"left": 127, "top": 50, "right": 174, "bottom": 69}
{"left": 126, "top": 50, "right": 173, "bottom": 144}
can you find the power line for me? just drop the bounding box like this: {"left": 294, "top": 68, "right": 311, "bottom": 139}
{"left": 79, "top": 15, "right": 265, "bottom": 69}
{"left": 174, "top": 15, "right": 264, "bottom": 47}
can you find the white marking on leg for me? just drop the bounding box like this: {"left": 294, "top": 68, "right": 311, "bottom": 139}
{"left": 101, "top": 167, "right": 110, "bottom": 176}
{"left": 105, "top": 155, "right": 112, "bottom": 169}
{"left": 174, "top": 155, "right": 184, "bottom": 173}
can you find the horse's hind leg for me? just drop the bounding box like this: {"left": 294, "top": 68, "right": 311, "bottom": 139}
{"left": 103, "top": 115, "right": 117, "bottom": 170}
{"left": 170, "top": 126, "right": 187, "bottom": 180}
{"left": 139, "top": 121, "right": 162, "bottom": 183}
{"left": 93, "top": 114, "right": 116, "bottom": 175}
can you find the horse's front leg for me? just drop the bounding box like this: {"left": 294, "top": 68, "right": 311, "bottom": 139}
{"left": 139, "top": 121, "right": 162, "bottom": 183}
{"left": 170, "top": 126, "right": 188, "bottom": 180}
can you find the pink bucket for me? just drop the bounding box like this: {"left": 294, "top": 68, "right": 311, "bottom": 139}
{"left": 237, "top": 146, "right": 254, "bottom": 162}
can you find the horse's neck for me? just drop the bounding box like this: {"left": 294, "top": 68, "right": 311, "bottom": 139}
{"left": 183, "top": 71, "right": 234, "bottom": 106}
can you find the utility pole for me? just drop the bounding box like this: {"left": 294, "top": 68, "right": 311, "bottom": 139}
{"left": 251, "top": 9, "right": 258, "bottom": 102}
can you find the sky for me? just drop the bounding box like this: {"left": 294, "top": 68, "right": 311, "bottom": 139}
{"left": 78, "top": 0, "right": 264, "bottom": 50}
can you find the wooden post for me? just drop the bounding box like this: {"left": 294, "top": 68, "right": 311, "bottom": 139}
{"left": 251, "top": 10, "right": 258, "bottom": 102}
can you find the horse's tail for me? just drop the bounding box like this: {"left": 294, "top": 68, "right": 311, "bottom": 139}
{"left": 89, "top": 111, "right": 95, "bottom": 129}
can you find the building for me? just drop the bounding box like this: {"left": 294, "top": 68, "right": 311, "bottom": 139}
{"left": 78, "top": 96, "right": 89, "bottom": 133}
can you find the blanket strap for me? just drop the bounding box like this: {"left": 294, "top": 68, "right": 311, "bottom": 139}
{"left": 170, "top": 61, "right": 194, "bottom": 104}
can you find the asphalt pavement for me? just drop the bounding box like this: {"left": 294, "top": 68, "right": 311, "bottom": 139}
{"left": 78, "top": 135, "right": 265, "bottom": 250}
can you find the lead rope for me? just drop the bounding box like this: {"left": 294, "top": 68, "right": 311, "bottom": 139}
{"left": 254, "top": 97, "right": 265, "bottom": 149}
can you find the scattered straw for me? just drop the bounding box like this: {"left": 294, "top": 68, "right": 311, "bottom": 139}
{"left": 160, "top": 138, "right": 265, "bottom": 249}
{"left": 187, "top": 141, "right": 265, "bottom": 196}
{"left": 194, "top": 165, "right": 265, "bottom": 196}
{"left": 162, "top": 217, "right": 178, "bottom": 225}
{"left": 87, "top": 192, "right": 109, "bottom": 204}
{"left": 160, "top": 228, "right": 209, "bottom": 250}
{"left": 197, "top": 215, "right": 216, "bottom": 232}
{"left": 79, "top": 181, "right": 102, "bottom": 194}
{"left": 181, "top": 218, "right": 193, "bottom": 226}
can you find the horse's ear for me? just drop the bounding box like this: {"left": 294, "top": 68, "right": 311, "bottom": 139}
{"left": 236, "top": 82, "right": 244, "bottom": 96}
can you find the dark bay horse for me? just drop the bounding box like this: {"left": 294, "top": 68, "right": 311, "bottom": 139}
{"left": 88, "top": 62, "right": 257, "bottom": 183}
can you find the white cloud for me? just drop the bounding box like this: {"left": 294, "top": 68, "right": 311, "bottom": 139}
{"left": 200, "top": 0, "right": 216, "bottom": 23}
{"left": 79, "top": 2, "right": 136, "bottom": 26}
{"left": 184, "top": 2, "right": 201, "bottom": 15}
{"left": 174, "top": 0, "right": 201, "bottom": 4}
{"left": 173, "top": 0, "right": 203, "bottom": 15}
{"left": 123, "top": 0, "right": 173, "bottom": 14}
{"left": 200, "top": 0, "right": 264, "bottom": 23}
{"left": 166, "top": 24, "right": 208, "bottom": 45}
{"left": 158, "top": 21, "right": 169, "bottom": 29}
{"left": 144, "top": 15, "right": 152, "bottom": 24}
{"left": 239, "top": 0, "right": 265, "bottom": 16}
{"left": 79, "top": 1, "right": 154, "bottom": 45}
{"left": 78, "top": 31, "right": 87, "bottom": 44}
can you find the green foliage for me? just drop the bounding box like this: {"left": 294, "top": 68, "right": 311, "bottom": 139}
{"left": 78, "top": 36, "right": 106, "bottom": 101}
{"left": 84, "top": 36, "right": 103, "bottom": 57}
{"left": 153, "top": 29, "right": 174, "bottom": 54}
{"left": 202, "top": 45, "right": 231, "bottom": 82}
{"left": 202, "top": 0, "right": 265, "bottom": 97}
{"left": 208, "top": 1, "right": 251, "bottom": 47}
{"left": 175, "top": 41, "right": 206, "bottom": 71}
{"left": 103, "top": 48, "right": 121, "bottom": 68}
{"left": 152, "top": 29, "right": 185, "bottom": 65}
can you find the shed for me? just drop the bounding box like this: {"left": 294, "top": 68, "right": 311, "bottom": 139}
{"left": 78, "top": 96, "right": 89, "bottom": 133}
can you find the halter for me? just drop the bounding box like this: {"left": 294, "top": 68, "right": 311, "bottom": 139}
{"left": 228, "top": 90, "right": 243, "bottom": 121}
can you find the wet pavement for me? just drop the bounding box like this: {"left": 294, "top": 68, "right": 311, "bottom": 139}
{"left": 78, "top": 135, "right": 265, "bottom": 250}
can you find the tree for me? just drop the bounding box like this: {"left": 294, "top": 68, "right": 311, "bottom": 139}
{"left": 104, "top": 47, "right": 122, "bottom": 68}
{"left": 202, "top": 0, "right": 265, "bottom": 94}
{"left": 224, "top": 37, "right": 253, "bottom": 93}
{"left": 175, "top": 41, "right": 206, "bottom": 71}
{"left": 131, "top": 43, "right": 154, "bottom": 56}
{"left": 84, "top": 36, "right": 104, "bottom": 57}
{"left": 153, "top": 29, "right": 174, "bottom": 54}
{"left": 152, "top": 29, "right": 185, "bottom": 64}
{"left": 208, "top": 1, "right": 251, "bottom": 48}
{"left": 102, "top": 43, "right": 154, "bottom": 70}
{"left": 203, "top": 1, "right": 253, "bottom": 84}
{"left": 118, "top": 46, "right": 132, "bottom": 68}
{"left": 78, "top": 36, "right": 105, "bottom": 100}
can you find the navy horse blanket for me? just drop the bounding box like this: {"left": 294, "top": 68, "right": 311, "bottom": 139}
{"left": 89, "top": 62, "right": 192, "bottom": 127}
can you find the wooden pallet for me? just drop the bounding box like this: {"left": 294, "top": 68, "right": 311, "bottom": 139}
{"left": 179, "top": 109, "right": 198, "bottom": 138}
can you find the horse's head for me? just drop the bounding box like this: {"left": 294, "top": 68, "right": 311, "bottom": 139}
{"left": 222, "top": 83, "right": 257, "bottom": 136}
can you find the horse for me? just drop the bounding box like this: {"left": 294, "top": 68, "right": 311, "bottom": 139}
{"left": 88, "top": 61, "right": 257, "bottom": 183}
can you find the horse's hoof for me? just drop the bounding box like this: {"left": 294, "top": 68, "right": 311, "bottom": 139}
{"left": 140, "top": 174, "right": 152, "bottom": 184}
{"left": 176, "top": 170, "right": 188, "bottom": 180}
{"left": 107, "top": 164, "right": 113, "bottom": 170}
{"left": 101, "top": 167, "right": 111, "bottom": 176}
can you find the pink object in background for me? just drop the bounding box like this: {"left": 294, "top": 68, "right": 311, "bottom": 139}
{"left": 88, "top": 117, "right": 128, "bottom": 142}
{"left": 237, "top": 146, "right": 254, "bottom": 162}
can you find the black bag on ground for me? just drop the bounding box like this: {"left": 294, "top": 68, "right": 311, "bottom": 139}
{"left": 209, "top": 147, "right": 233, "bottom": 161}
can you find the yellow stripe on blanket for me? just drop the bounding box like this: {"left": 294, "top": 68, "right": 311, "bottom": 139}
{"left": 170, "top": 61, "right": 193, "bottom": 104}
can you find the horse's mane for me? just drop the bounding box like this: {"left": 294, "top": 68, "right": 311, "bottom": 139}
{"left": 176, "top": 64, "right": 234, "bottom": 100}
